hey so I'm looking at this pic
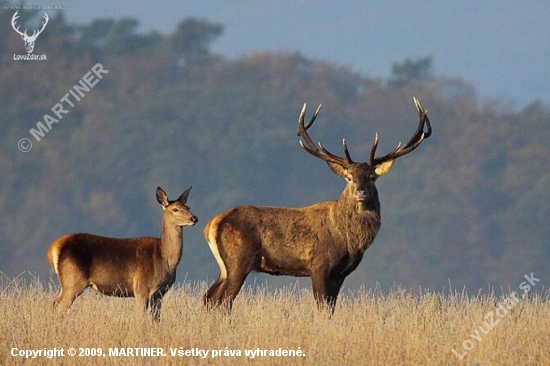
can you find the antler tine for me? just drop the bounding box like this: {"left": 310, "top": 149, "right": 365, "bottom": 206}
{"left": 304, "top": 104, "right": 322, "bottom": 130}
{"left": 371, "top": 133, "right": 408, "bottom": 165}
{"left": 317, "top": 142, "right": 354, "bottom": 166}
{"left": 370, "top": 97, "right": 432, "bottom": 166}
{"left": 413, "top": 97, "right": 432, "bottom": 140}
{"left": 297, "top": 103, "right": 320, "bottom": 151}
{"left": 342, "top": 139, "right": 354, "bottom": 164}
{"left": 369, "top": 132, "right": 380, "bottom": 165}
{"left": 298, "top": 103, "right": 354, "bottom": 166}
{"left": 396, "top": 97, "right": 431, "bottom": 151}
{"left": 298, "top": 104, "right": 331, "bottom": 162}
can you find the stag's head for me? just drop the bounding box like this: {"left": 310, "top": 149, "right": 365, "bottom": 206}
{"left": 298, "top": 98, "right": 431, "bottom": 208}
{"left": 11, "top": 11, "right": 49, "bottom": 54}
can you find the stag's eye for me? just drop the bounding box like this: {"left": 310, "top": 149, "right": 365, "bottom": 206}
{"left": 345, "top": 175, "right": 352, "bottom": 182}
{"left": 172, "top": 207, "right": 179, "bottom": 212}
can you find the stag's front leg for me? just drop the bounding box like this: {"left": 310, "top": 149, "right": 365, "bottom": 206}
{"left": 311, "top": 272, "right": 345, "bottom": 313}
{"left": 310, "top": 271, "right": 330, "bottom": 311}
{"left": 325, "top": 277, "right": 345, "bottom": 313}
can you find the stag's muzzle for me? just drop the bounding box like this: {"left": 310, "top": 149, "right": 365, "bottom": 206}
{"left": 354, "top": 189, "right": 368, "bottom": 201}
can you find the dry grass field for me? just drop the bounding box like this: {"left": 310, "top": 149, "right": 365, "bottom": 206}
{"left": 1, "top": 272, "right": 549, "bottom": 365}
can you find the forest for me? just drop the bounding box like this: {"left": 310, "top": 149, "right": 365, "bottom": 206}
{"left": 1, "top": 5, "right": 548, "bottom": 293}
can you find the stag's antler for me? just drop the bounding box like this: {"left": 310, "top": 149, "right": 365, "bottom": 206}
{"left": 298, "top": 98, "right": 431, "bottom": 167}
{"left": 369, "top": 97, "right": 432, "bottom": 166}
{"left": 297, "top": 103, "right": 356, "bottom": 167}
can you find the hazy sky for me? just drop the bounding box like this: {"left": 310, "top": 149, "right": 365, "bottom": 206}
{"left": 51, "top": 0, "right": 549, "bottom": 109}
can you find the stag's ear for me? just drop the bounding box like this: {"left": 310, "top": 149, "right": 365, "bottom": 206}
{"left": 374, "top": 160, "right": 395, "bottom": 177}
{"left": 177, "top": 186, "right": 192, "bottom": 204}
{"left": 156, "top": 187, "right": 170, "bottom": 208}
{"left": 326, "top": 161, "right": 347, "bottom": 177}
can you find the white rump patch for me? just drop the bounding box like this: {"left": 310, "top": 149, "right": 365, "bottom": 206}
{"left": 207, "top": 225, "right": 227, "bottom": 282}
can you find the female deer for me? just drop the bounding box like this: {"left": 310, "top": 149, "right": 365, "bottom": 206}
{"left": 47, "top": 186, "right": 197, "bottom": 321}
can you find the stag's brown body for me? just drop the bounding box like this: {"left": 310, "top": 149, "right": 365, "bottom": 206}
{"left": 47, "top": 187, "right": 197, "bottom": 321}
{"left": 204, "top": 99, "right": 431, "bottom": 312}
{"left": 205, "top": 186, "right": 380, "bottom": 277}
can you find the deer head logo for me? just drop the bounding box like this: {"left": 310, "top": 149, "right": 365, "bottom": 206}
{"left": 11, "top": 11, "right": 49, "bottom": 54}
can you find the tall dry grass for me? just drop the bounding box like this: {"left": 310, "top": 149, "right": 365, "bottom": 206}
{"left": 1, "top": 272, "right": 549, "bottom": 365}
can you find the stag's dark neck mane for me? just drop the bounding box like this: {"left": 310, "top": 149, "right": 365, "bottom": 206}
{"left": 332, "top": 190, "right": 381, "bottom": 253}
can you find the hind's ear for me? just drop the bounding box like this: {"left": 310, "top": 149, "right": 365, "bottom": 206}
{"left": 156, "top": 187, "right": 169, "bottom": 208}
{"left": 177, "top": 186, "right": 192, "bottom": 204}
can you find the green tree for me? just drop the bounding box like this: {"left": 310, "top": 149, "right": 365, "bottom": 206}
{"left": 169, "top": 19, "right": 223, "bottom": 65}
{"left": 389, "top": 56, "right": 433, "bottom": 88}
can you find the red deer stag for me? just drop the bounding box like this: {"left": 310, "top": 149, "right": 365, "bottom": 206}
{"left": 47, "top": 187, "right": 197, "bottom": 321}
{"left": 204, "top": 98, "right": 431, "bottom": 313}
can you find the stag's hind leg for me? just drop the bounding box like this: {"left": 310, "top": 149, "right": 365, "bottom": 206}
{"left": 205, "top": 261, "right": 254, "bottom": 312}
{"left": 203, "top": 213, "right": 259, "bottom": 312}
{"left": 205, "top": 270, "right": 250, "bottom": 312}
{"left": 204, "top": 217, "right": 232, "bottom": 309}
{"left": 216, "top": 239, "right": 260, "bottom": 312}
{"left": 53, "top": 266, "right": 89, "bottom": 313}
{"left": 204, "top": 277, "right": 227, "bottom": 308}
{"left": 219, "top": 271, "right": 250, "bottom": 312}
